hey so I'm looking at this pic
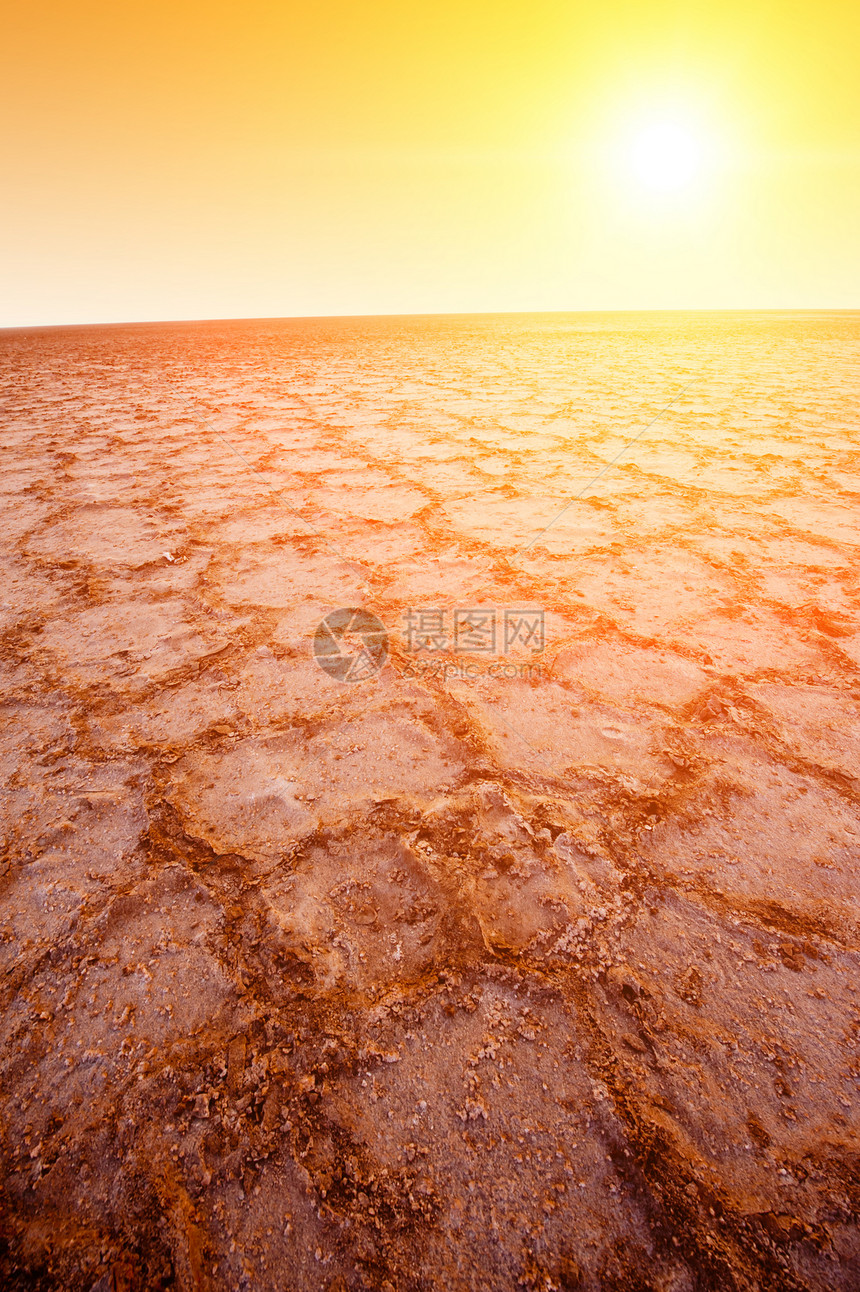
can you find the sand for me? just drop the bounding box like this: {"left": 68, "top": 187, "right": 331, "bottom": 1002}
{"left": 1, "top": 311, "right": 859, "bottom": 1290}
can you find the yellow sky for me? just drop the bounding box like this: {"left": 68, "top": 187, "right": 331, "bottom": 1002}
{"left": 2, "top": 0, "right": 858, "bottom": 324}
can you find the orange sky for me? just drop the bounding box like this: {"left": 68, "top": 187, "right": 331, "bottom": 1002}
{"left": 2, "top": 0, "right": 859, "bottom": 324}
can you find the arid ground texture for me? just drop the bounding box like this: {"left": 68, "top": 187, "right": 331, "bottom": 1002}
{"left": 1, "top": 312, "right": 860, "bottom": 1291}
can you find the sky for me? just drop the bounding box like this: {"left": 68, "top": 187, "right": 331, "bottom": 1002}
{"left": 2, "top": 0, "right": 859, "bottom": 325}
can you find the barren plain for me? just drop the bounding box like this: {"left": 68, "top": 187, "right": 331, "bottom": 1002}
{"left": 1, "top": 312, "right": 860, "bottom": 1290}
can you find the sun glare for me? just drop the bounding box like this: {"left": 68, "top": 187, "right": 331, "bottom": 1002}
{"left": 627, "top": 119, "right": 705, "bottom": 193}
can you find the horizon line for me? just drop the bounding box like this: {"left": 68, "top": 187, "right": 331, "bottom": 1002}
{"left": 3, "top": 304, "right": 860, "bottom": 335}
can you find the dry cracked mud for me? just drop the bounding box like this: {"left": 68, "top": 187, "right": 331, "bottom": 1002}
{"left": 1, "top": 311, "right": 860, "bottom": 1291}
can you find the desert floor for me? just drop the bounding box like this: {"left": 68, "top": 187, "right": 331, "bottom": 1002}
{"left": 1, "top": 312, "right": 860, "bottom": 1290}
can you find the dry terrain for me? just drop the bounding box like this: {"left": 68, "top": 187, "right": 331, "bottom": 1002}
{"left": 1, "top": 312, "right": 860, "bottom": 1290}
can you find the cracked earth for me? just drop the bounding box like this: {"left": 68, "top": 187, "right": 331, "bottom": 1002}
{"left": 1, "top": 312, "right": 860, "bottom": 1290}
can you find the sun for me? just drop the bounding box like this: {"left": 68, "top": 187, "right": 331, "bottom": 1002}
{"left": 593, "top": 103, "right": 724, "bottom": 211}
{"left": 627, "top": 118, "right": 706, "bottom": 194}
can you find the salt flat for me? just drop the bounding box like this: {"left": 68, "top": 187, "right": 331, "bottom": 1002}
{"left": 1, "top": 311, "right": 859, "bottom": 1290}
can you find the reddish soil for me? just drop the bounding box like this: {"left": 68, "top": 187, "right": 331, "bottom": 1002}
{"left": 1, "top": 313, "right": 860, "bottom": 1290}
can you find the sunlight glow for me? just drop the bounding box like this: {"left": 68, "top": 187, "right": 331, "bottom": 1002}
{"left": 628, "top": 119, "right": 706, "bottom": 193}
